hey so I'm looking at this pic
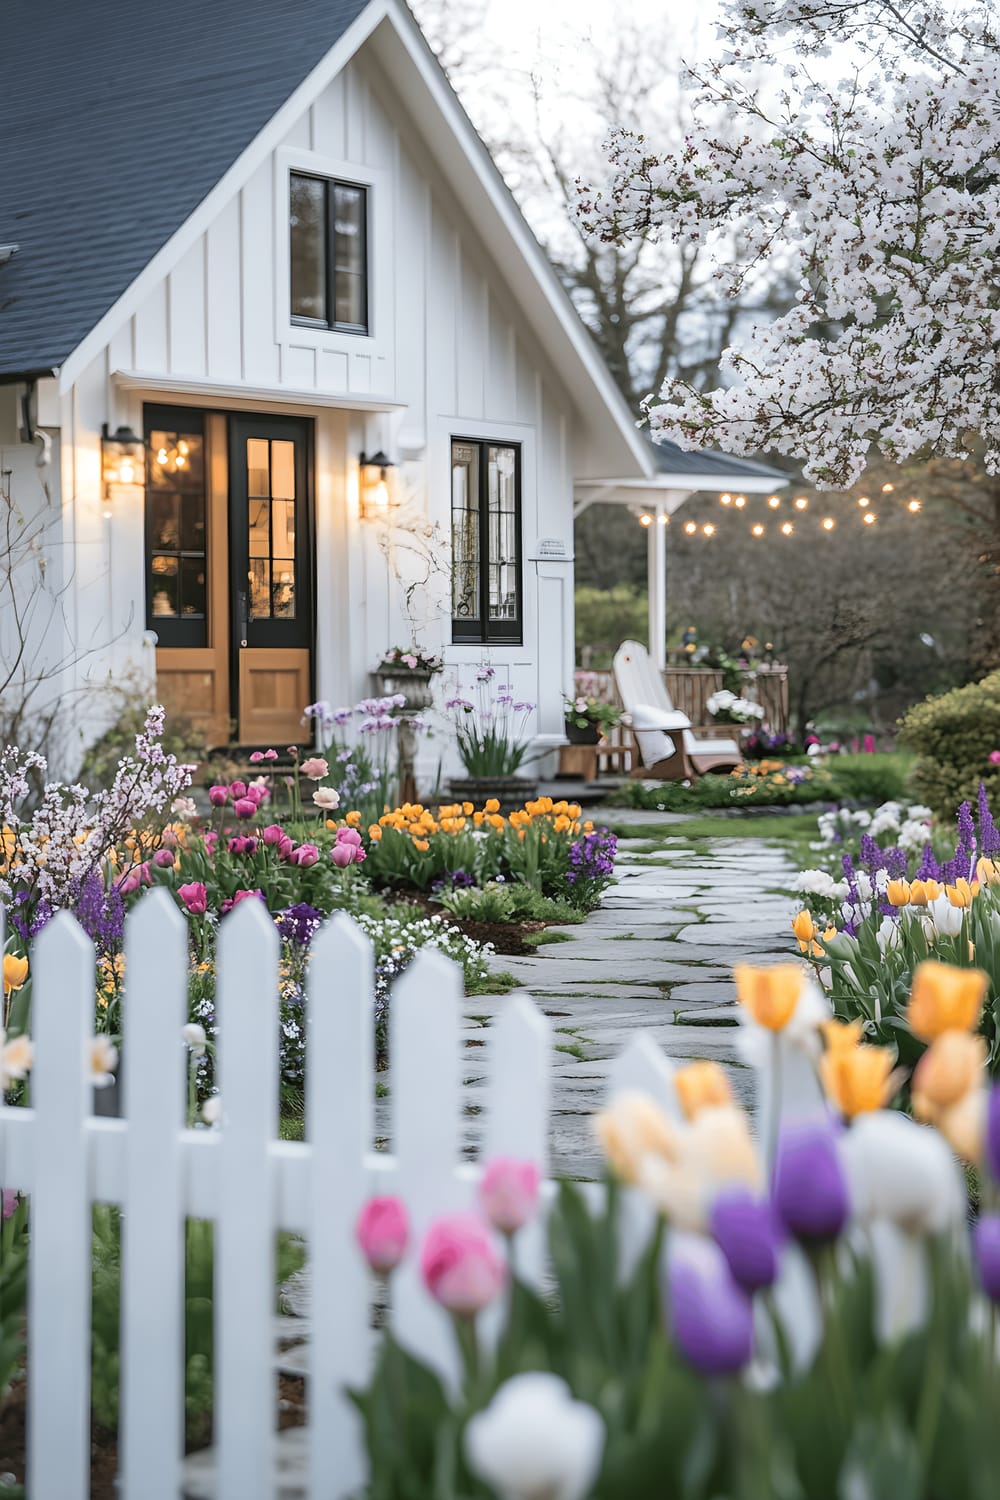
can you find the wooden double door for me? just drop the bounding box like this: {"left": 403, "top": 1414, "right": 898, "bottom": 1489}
{"left": 147, "top": 406, "right": 313, "bottom": 747}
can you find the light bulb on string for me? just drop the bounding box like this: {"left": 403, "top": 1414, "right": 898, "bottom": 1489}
{"left": 863, "top": 512, "right": 877, "bottom": 526}
{"left": 657, "top": 513, "right": 668, "bottom": 525}
{"left": 720, "top": 492, "right": 732, "bottom": 505}
{"left": 734, "top": 495, "right": 746, "bottom": 508}
{"left": 639, "top": 513, "right": 652, "bottom": 526}
{"left": 684, "top": 521, "right": 697, "bottom": 535}
{"left": 780, "top": 521, "right": 794, "bottom": 536}
{"left": 821, "top": 517, "right": 835, "bottom": 531}
{"left": 702, "top": 523, "right": 716, "bottom": 536}
{"left": 881, "top": 483, "right": 894, "bottom": 493}
{"left": 794, "top": 496, "right": 809, "bottom": 510}
{"left": 858, "top": 496, "right": 870, "bottom": 508}
{"left": 751, "top": 523, "right": 765, "bottom": 537}
{"left": 767, "top": 495, "right": 781, "bottom": 509}
{"left": 907, "top": 498, "right": 922, "bottom": 513}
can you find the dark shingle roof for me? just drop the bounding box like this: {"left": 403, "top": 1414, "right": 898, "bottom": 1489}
{"left": 0, "top": 0, "right": 374, "bottom": 379}
{"left": 649, "top": 435, "right": 789, "bottom": 483}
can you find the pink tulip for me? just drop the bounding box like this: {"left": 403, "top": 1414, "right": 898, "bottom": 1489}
{"left": 249, "top": 750, "right": 264, "bottom": 763}
{"left": 331, "top": 842, "right": 356, "bottom": 868}
{"left": 478, "top": 1158, "right": 540, "bottom": 1234}
{"left": 230, "top": 781, "right": 247, "bottom": 799}
{"left": 244, "top": 783, "right": 267, "bottom": 805}
{"left": 204, "top": 831, "right": 219, "bottom": 856}
{"left": 208, "top": 785, "right": 229, "bottom": 807}
{"left": 264, "top": 748, "right": 279, "bottom": 761}
{"left": 118, "top": 862, "right": 152, "bottom": 895}
{"left": 153, "top": 848, "right": 175, "bottom": 868}
{"left": 220, "top": 888, "right": 264, "bottom": 915}
{"left": 178, "top": 881, "right": 208, "bottom": 915}
{"left": 863, "top": 733, "right": 876, "bottom": 754}
{"left": 2, "top": 1189, "right": 17, "bottom": 1221}
{"left": 336, "top": 827, "right": 363, "bottom": 847}
{"left": 278, "top": 835, "right": 295, "bottom": 860}
{"left": 990, "top": 751, "right": 1000, "bottom": 766}
{"left": 356, "top": 1196, "right": 409, "bottom": 1272}
{"left": 261, "top": 824, "right": 286, "bottom": 845}
{"left": 228, "top": 835, "right": 258, "bottom": 855}
{"left": 233, "top": 798, "right": 257, "bottom": 819}
{"left": 421, "top": 1214, "right": 506, "bottom": 1315}
{"left": 289, "top": 843, "right": 319, "bottom": 867}
{"left": 299, "top": 757, "right": 329, "bottom": 780}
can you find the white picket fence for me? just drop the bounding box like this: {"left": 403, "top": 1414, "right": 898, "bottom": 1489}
{"left": 0, "top": 887, "right": 677, "bottom": 1500}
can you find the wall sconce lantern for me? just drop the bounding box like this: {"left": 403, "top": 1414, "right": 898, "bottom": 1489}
{"left": 101, "top": 424, "right": 145, "bottom": 501}
{"left": 359, "top": 450, "right": 397, "bottom": 518}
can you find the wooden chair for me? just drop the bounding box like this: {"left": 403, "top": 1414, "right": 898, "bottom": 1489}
{"left": 612, "top": 639, "right": 742, "bottom": 780}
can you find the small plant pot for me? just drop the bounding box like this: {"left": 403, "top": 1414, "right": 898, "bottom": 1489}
{"left": 448, "top": 776, "right": 539, "bottom": 813}
{"left": 371, "top": 666, "right": 436, "bottom": 711}
{"left": 564, "top": 719, "right": 600, "bottom": 746}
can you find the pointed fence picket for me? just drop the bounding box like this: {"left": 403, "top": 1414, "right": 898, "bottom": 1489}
{"left": 0, "top": 889, "right": 671, "bottom": 1499}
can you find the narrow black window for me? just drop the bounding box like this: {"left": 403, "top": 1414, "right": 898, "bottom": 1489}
{"left": 290, "top": 172, "right": 368, "bottom": 334}
{"left": 144, "top": 407, "right": 207, "bottom": 648}
{"left": 451, "top": 438, "right": 522, "bottom": 644}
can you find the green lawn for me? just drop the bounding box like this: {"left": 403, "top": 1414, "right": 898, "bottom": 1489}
{"left": 607, "top": 813, "right": 818, "bottom": 843}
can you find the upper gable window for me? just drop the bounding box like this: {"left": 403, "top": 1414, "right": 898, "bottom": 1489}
{"left": 289, "top": 171, "right": 368, "bottom": 334}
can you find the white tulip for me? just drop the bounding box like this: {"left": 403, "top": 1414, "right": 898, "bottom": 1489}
{"left": 182, "top": 1022, "right": 207, "bottom": 1056}
{"left": 876, "top": 917, "right": 902, "bottom": 955}
{"left": 927, "top": 893, "right": 963, "bottom": 939}
{"left": 841, "top": 1111, "right": 964, "bottom": 1237}
{"left": 464, "top": 1373, "right": 604, "bottom": 1500}
{"left": 201, "top": 1094, "right": 223, "bottom": 1126}
{"left": 312, "top": 786, "right": 341, "bottom": 811}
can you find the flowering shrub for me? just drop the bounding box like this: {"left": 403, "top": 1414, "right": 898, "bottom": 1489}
{"left": 563, "top": 693, "right": 622, "bottom": 735}
{"left": 377, "top": 644, "right": 443, "bottom": 673}
{"left": 705, "top": 689, "right": 765, "bottom": 725}
{"left": 742, "top": 729, "right": 799, "bottom": 759}
{"left": 302, "top": 695, "right": 419, "bottom": 828}
{"left": 446, "top": 666, "right": 535, "bottom": 777}
{"left": 353, "top": 960, "right": 1000, "bottom": 1498}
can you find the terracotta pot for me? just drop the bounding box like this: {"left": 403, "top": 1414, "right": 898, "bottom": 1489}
{"left": 448, "top": 776, "right": 539, "bottom": 813}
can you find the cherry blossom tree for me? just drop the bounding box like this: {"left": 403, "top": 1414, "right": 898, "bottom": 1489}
{"left": 579, "top": 1, "right": 1000, "bottom": 486}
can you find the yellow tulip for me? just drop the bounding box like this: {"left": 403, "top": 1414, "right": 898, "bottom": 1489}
{"left": 909, "top": 879, "right": 943, "bottom": 907}
{"left": 823, "top": 924, "right": 838, "bottom": 942}
{"left": 3, "top": 954, "right": 29, "bottom": 997}
{"left": 412, "top": 838, "right": 430, "bottom": 853}
{"left": 937, "top": 1088, "right": 986, "bottom": 1162}
{"left": 368, "top": 825, "right": 383, "bottom": 842}
{"left": 554, "top": 815, "right": 571, "bottom": 833}
{"left": 2, "top": 1033, "right": 33, "bottom": 1080}
{"left": 484, "top": 799, "right": 500, "bottom": 814}
{"left": 462, "top": 801, "right": 474, "bottom": 816}
{"left": 906, "top": 960, "right": 987, "bottom": 1041}
{"left": 820, "top": 1018, "right": 865, "bottom": 1054}
{"left": 473, "top": 811, "right": 485, "bottom": 826}
{"left": 946, "top": 878, "right": 978, "bottom": 908}
{"left": 734, "top": 964, "right": 804, "bottom": 1030}
{"left": 346, "top": 810, "right": 362, "bottom": 828}
{"left": 977, "top": 857, "right": 1000, "bottom": 886}
{"left": 674, "top": 1060, "right": 732, "bottom": 1120}
{"left": 886, "top": 879, "right": 911, "bottom": 907}
{"left": 820, "top": 1043, "right": 897, "bottom": 1118}
{"left": 791, "top": 909, "right": 821, "bottom": 954}
{"left": 911, "top": 1029, "right": 986, "bottom": 1119}
{"left": 593, "top": 1090, "right": 677, "bottom": 1184}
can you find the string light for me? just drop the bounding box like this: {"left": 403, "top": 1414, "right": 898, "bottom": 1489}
{"left": 702, "top": 523, "right": 716, "bottom": 536}
{"left": 863, "top": 512, "right": 877, "bottom": 525}
{"left": 881, "top": 483, "right": 895, "bottom": 493}
{"left": 822, "top": 517, "right": 835, "bottom": 531}
{"left": 907, "top": 498, "right": 922, "bottom": 512}
{"left": 767, "top": 495, "right": 781, "bottom": 509}
{"left": 684, "top": 521, "right": 697, "bottom": 535}
{"left": 858, "top": 496, "right": 871, "bottom": 507}
{"left": 720, "top": 492, "right": 733, "bottom": 505}
{"left": 631, "top": 486, "right": 924, "bottom": 536}
{"left": 639, "top": 513, "right": 652, "bottom": 526}
{"left": 734, "top": 495, "right": 747, "bottom": 508}
{"left": 751, "top": 523, "right": 765, "bottom": 537}
{"left": 780, "top": 521, "right": 794, "bottom": 536}
{"left": 794, "top": 496, "right": 809, "bottom": 510}
{"left": 657, "top": 513, "right": 668, "bottom": 525}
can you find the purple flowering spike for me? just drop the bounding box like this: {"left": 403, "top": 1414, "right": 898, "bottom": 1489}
{"left": 710, "top": 1187, "right": 782, "bottom": 1292}
{"left": 667, "top": 1233, "right": 754, "bottom": 1376}
{"left": 917, "top": 843, "right": 941, "bottom": 881}
{"left": 958, "top": 800, "right": 976, "bottom": 853}
{"left": 773, "top": 1119, "right": 849, "bottom": 1244}
{"left": 974, "top": 1216, "right": 1000, "bottom": 1302}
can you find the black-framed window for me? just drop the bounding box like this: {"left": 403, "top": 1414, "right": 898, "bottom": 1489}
{"left": 144, "top": 406, "right": 207, "bottom": 648}
{"left": 451, "top": 438, "right": 522, "bottom": 643}
{"left": 290, "top": 172, "right": 368, "bottom": 333}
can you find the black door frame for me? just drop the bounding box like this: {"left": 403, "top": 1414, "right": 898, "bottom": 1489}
{"left": 227, "top": 412, "right": 316, "bottom": 736}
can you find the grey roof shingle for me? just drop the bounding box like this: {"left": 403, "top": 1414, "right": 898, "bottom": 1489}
{"left": 648, "top": 435, "right": 789, "bottom": 483}
{"left": 0, "top": 0, "right": 374, "bottom": 379}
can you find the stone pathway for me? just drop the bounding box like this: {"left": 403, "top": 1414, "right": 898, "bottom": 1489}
{"left": 429, "top": 808, "right": 800, "bottom": 1181}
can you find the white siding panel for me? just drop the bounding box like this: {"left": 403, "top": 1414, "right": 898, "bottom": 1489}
{"left": 456, "top": 252, "right": 486, "bottom": 421}
{"left": 486, "top": 292, "right": 516, "bottom": 424}
{"left": 515, "top": 336, "right": 539, "bottom": 425}
{"left": 395, "top": 152, "right": 428, "bottom": 442}
{"left": 240, "top": 163, "right": 279, "bottom": 386}
{"left": 283, "top": 344, "right": 317, "bottom": 388}
{"left": 168, "top": 241, "right": 207, "bottom": 378}
{"left": 282, "top": 114, "right": 312, "bottom": 150}
{"left": 133, "top": 282, "right": 168, "bottom": 372}
{"left": 348, "top": 352, "right": 372, "bottom": 393}
{"left": 345, "top": 66, "right": 367, "bottom": 162}
{"left": 313, "top": 75, "right": 347, "bottom": 156}
{"left": 206, "top": 197, "right": 242, "bottom": 381}
{"left": 363, "top": 74, "right": 395, "bottom": 169}
{"left": 427, "top": 204, "right": 458, "bottom": 417}
{"left": 317, "top": 349, "right": 349, "bottom": 391}
{"left": 107, "top": 320, "right": 134, "bottom": 381}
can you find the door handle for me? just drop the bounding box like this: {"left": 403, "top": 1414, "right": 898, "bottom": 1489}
{"left": 238, "top": 589, "right": 248, "bottom": 648}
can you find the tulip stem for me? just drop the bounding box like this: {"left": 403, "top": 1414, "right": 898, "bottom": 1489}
{"left": 767, "top": 1033, "right": 782, "bottom": 1181}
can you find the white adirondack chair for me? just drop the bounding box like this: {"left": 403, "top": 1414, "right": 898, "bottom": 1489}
{"left": 613, "top": 639, "right": 742, "bottom": 780}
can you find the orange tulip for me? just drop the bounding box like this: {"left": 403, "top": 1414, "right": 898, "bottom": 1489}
{"left": 674, "top": 1060, "right": 732, "bottom": 1120}
{"left": 906, "top": 960, "right": 987, "bottom": 1041}
{"left": 946, "top": 878, "right": 978, "bottom": 908}
{"left": 912, "top": 1029, "right": 986, "bottom": 1119}
{"left": 2, "top": 954, "right": 28, "bottom": 997}
{"left": 820, "top": 1043, "right": 897, "bottom": 1118}
{"left": 734, "top": 964, "right": 804, "bottom": 1031}
{"left": 886, "top": 879, "right": 911, "bottom": 907}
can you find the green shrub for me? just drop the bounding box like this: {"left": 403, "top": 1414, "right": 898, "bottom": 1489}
{"left": 826, "top": 752, "right": 913, "bottom": 805}
{"left": 437, "top": 884, "right": 584, "bottom": 925}
{"left": 898, "top": 672, "right": 1000, "bottom": 817}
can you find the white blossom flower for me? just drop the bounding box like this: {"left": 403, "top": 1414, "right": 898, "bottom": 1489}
{"left": 312, "top": 787, "right": 341, "bottom": 811}
{"left": 464, "top": 1373, "right": 605, "bottom": 1500}
{"left": 202, "top": 1094, "right": 223, "bottom": 1126}
{"left": 0, "top": 1031, "right": 33, "bottom": 1089}
{"left": 182, "top": 1023, "right": 207, "bottom": 1056}
{"left": 91, "top": 1036, "right": 119, "bottom": 1089}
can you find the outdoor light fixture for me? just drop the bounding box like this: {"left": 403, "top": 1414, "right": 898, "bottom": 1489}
{"left": 751, "top": 523, "right": 765, "bottom": 537}
{"left": 822, "top": 517, "right": 836, "bottom": 531}
{"left": 359, "top": 450, "right": 397, "bottom": 518}
{"left": 101, "top": 424, "right": 145, "bottom": 507}
{"left": 683, "top": 521, "right": 697, "bottom": 535}
{"left": 908, "top": 498, "right": 922, "bottom": 512}
{"left": 767, "top": 495, "right": 781, "bottom": 509}
{"left": 734, "top": 495, "right": 746, "bottom": 508}
{"left": 639, "top": 513, "right": 653, "bottom": 526}
{"left": 794, "top": 496, "right": 809, "bottom": 510}
{"left": 780, "top": 521, "right": 794, "bottom": 535}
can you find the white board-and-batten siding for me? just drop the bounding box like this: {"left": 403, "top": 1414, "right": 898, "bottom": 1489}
{"left": 44, "top": 42, "right": 577, "bottom": 760}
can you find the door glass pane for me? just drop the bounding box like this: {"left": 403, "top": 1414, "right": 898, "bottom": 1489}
{"left": 272, "top": 499, "right": 296, "bottom": 558}
{"left": 180, "top": 493, "right": 206, "bottom": 551}
{"left": 249, "top": 559, "right": 271, "bottom": 619}
{"left": 149, "top": 492, "right": 179, "bottom": 549}
{"left": 271, "top": 441, "right": 295, "bottom": 500}
{"left": 290, "top": 174, "right": 327, "bottom": 321}
{"left": 180, "top": 557, "right": 206, "bottom": 617}
{"left": 333, "top": 184, "right": 366, "bottom": 328}
{"left": 272, "top": 562, "right": 296, "bottom": 618}
{"left": 451, "top": 442, "right": 480, "bottom": 622}
{"left": 150, "top": 555, "right": 179, "bottom": 616}
{"left": 487, "top": 446, "right": 518, "bottom": 620}
{"left": 248, "top": 497, "right": 270, "bottom": 558}
{"left": 247, "top": 439, "right": 270, "bottom": 497}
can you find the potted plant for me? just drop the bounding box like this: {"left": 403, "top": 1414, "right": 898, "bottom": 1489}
{"left": 447, "top": 667, "right": 538, "bottom": 809}
{"left": 372, "top": 645, "right": 444, "bottom": 711}
{"left": 563, "top": 693, "right": 622, "bottom": 746}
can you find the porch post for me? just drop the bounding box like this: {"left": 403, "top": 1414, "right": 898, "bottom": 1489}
{"left": 647, "top": 499, "right": 668, "bottom": 672}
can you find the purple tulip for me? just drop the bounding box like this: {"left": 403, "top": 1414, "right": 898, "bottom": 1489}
{"left": 773, "top": 1119, "right": 849, "bottom": 1245}
{"left": 710, "top": 1187, "right": 782, "bottom": 1292}
{"left": 975, "top": 1215, "right": 1000, "bottom": 1301}
{"left": 986, "top": 1087, "right": 1000, "bottom": 1183}
{"left": 667, "top": 1233, "right": 754, "bottom": 1376}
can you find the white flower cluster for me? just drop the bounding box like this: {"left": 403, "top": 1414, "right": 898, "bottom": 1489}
{"left": 355, "top": 910, "right": 496, "bottom": 987}
{"left": 705, "top": 689, "right": 765, "bottom": 723}
{"left": 579, "top": 0, "right": 1000, "bottom": 484}
{"left": 0, "top": 705, "right": 195, "bottom": 910}
{"left": 816, "top": 801, "right": 931, "bottom": 853}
